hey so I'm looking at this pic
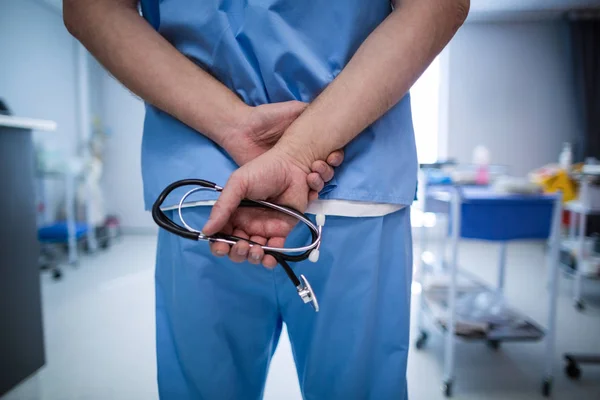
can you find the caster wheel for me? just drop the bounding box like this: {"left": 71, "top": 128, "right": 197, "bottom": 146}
{"left": 575, "top": 300, "right": 585, "bottom": 311}
{"left": 442, "top": 381, "right": 453, "bottom": 397}
{"left": 82, "top": 241, "right": 94, "bottom": 254}
{"left": 542, "top": 379, "right": 552, "bottom": 397}
{"left": 415, "top": 331, "right": 429, "bottom": 350}
{"left": 565, "top": 362, "right": 581, "bottom": 380}
{"left": 487, "top": 340, "right": 501, "bottom": 351}
{"left": 52, "top": 269, "right": 62, "bottom": 280}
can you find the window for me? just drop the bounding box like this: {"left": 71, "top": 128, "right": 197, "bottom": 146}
{"left": 410, "top": 57, "right": 441, "bottom": 164}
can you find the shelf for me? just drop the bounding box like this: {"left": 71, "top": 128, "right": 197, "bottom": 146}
{"left": 559, "top": 263, "right": 600, "bottom": 280}
{"left": 419, "top": 256, "right": 545, "bottom": 342}
{"left": 422, "top": 287, "right": 545, "bottom": 342}
{"left": 561, "top": 239, "right": 600, "bottom": 262}
{"left": 565, "top": 200, "right": 600, "bottom": 215}
{"left": 560, "top": 240, "right": 600, "bottom": 278}
{"left": 0, "top": 115, "right": 57, "bottom": 131}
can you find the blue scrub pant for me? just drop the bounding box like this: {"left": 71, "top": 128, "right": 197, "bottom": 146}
{"left": 155, "top": 206, "right": 412, "bottom": 400}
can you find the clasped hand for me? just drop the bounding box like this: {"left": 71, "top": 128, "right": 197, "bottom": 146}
{"left": 203, "top": 101, "right": 341, "bottom": 267}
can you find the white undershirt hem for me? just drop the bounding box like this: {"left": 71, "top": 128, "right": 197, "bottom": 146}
{"left": 163, "top": 199, "right": 404, "bottom": 218}
{"left": 305, "top": 199, "right": 404, "bottom": 217}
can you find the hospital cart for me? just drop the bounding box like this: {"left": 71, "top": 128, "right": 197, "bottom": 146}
{"left": 36, "top": 168, "right": 97, "bottom": 277}
{"left": 414, "top": 186, "right": 562, "bottom": 397}
{"left": 562, "top": 172, "right": 600, "bottom": 380}
{"left": 563, "top": 172, "right": 600, "bottom": 310}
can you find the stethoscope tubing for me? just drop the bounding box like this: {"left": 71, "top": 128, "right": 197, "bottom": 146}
{"left": 151, "top": 179, "right": 321, "bottom": 311}
{"left": 151, "top": 179, "right": 322, "bottom": 290}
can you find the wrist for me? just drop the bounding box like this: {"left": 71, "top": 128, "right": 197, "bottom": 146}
{"left": 217, "top": 103, "right": 254, "bottom": 160}
{"left": 272, "top": 135, "right": 316, "bottom": 174}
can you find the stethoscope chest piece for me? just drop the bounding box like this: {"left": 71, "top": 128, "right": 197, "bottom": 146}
{"left": 297, "top": 274, "right": 319, "bottom": 312}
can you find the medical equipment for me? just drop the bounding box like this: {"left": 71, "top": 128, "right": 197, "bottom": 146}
{"left": 414, "top": 179, "right": 562, "bottom": 398}
{"left": 564, "top": 173, "right": 600, "bottom": 310}
{"left": 152, "top": 179, "right": 324, "bottom": 312}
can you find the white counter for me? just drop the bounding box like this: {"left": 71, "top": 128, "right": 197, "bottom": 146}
{"left": 0, "top": 115, "right": 57, "bottom": 132}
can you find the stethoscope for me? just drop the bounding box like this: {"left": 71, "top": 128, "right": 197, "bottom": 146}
{"left": 151, "top": 179, "right": 324, "bottom": 312}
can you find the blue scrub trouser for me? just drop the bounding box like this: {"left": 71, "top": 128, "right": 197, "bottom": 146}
{"left": 155, "top": 206, "right": 412, "bottom": 400}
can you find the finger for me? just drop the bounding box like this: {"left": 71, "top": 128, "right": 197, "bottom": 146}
{"left": 263, "top": 237, "right": 285, "bottom": 268}
{"left": 208, "top": 224, "right": 233, "bottom": 257}
{"left": 248, "top": 236, "right": 266, "bottom": 264}
{"left": 228, "top": 229, "right": 250, "bottom": 263}
{"left": 203, "top": 174, "right": 246, "bottom": 236}
{"left": 309, "top": 190, "right": 319, "bottom": 202}
{"left": 209, "top": 241, "right": 230, "bottom": 257}
{"left": 327, "top": 149, "right": 344, "bottom": 167}
{"left": 311, "top": 160, "right": 334, "bottom": 182}
{"left": 307, "top": 173, "right": 325, "bottom": 192}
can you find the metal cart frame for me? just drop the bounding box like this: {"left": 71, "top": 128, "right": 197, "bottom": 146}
{"left": 415, "top": 186, "right": 562, "bottom": 397}
{"left": 37, "top": 169, "right": 97, "bottom": 268}
{"left": 563, "top": 174, "right": 600, "bottom": 379}
{"left": 565, "top": 175, "right": 600, "bottom": 310}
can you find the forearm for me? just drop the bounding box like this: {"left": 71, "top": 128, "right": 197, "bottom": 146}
{"left": 63, "top": 0, "right": 250, "bottom": 148}
{"left": 275, "top": 0, "right": 469, "bottom": 169}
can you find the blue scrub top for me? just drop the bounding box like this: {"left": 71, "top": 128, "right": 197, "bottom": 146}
{"left": 140, "top": 0, "right": 418, "bottom": 210}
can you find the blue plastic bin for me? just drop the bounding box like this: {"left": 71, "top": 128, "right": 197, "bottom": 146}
{"left": 429, "top": 187, "right": 557, "bottom": 241}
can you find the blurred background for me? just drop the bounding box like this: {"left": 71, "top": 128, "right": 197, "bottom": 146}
{"left": 1, "top": 0, "right": 600, "bottom": 399}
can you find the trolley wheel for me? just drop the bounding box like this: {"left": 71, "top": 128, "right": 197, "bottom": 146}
{"left": 415, "top": 331, "right": 429, "bottom": 350}
{"left": 442, "top": 380, "right": 453, "bottom": 397}
{"left": 541, "top": 379, "right": 552, "bottom": 397}
{"left": 565, "top": 362, "right": 581, "bottom": 380}
{"left": 575, "top": 300, "right": 585, "bottom": 311}
{"left": 487, "top": 340, "right": 501, "bottom": 351}
{"left": 100, "top": 237, "right": 111, "bottom": 250}
{"left": 52, "top": 269, "right": 62, "bottom": 280}
{"left": 82, "top": 240, "right": 94, "bottom": 254}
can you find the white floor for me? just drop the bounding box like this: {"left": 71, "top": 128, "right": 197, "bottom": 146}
{"left": 3, "top": 234, "right": 600, "bottom": 400}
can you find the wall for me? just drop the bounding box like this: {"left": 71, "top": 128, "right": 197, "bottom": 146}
{"left": 0, "top": 0, "right": 78, "bottom": 155}
{"left": 444, "top": 21, "right": 579, "bottom": 176}
{"left": 0, "top": 0, "right": 79, "bottom": 154}
{"left": 0, "top": 0, "right": 79, "bottom": 219}
{"left": 0, "top": 0, "right": 151, "bottom": 230}
{"left": 93, "top": 62, "right": 155, "bottom": 232}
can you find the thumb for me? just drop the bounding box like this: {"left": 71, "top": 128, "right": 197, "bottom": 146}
{"left": 286, "top": 100, "right": 308, "bottom": 117}
{"left": 202, "top": 174, "right": 246, "bottom": 236}
{"left": 270, "top": 100, "right": 307, "bottom": 122}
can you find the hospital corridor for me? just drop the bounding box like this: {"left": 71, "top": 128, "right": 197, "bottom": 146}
{"left": 2, "top": 0, "right": 600, "bottom": 399}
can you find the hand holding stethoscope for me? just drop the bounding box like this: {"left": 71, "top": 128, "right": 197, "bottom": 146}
{"left": 153, "top": 149, "right": 331, "bottom": 312}
{"left": 203, "top": 154, "right": 318, "bottom": 263}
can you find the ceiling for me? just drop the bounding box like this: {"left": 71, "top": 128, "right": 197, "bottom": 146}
{"left": 469, "top": 0, "right": 600, "bottom": 21}
{"left": 39, "top": 0, "right": 600, "bottom": 20}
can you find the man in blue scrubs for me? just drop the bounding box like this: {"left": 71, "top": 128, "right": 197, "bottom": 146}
{"left": 65, "top": 0, "right": 469, "bottom": 398}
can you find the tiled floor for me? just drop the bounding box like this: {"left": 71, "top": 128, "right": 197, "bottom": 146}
{"left": 3, "top": 233, "right": 600, "bottom": 400}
